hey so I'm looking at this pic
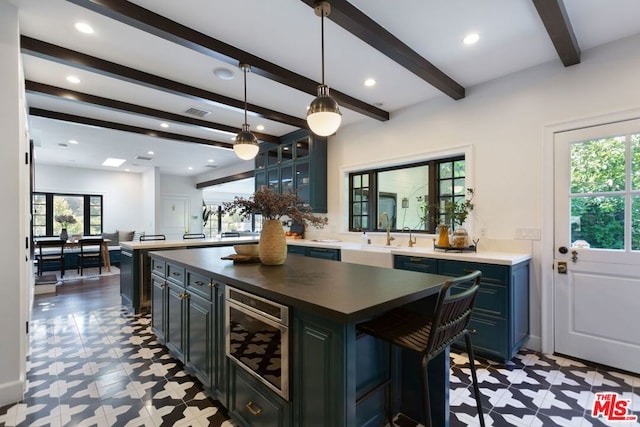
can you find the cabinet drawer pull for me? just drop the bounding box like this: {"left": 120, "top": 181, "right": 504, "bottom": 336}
{"left": 409, "top": 257, "right": 424, "bottom": 262}
{"left": 246, "top": 401, "right": 262, "bottom": 416}
{"left": 155, "top": 265, "right": 162, "bottom": 270}
{"left": 180, "top": 292, "right": 188, "bottom": 299}
{"left": 208, "top": 282, "right": 215, "bottom": 289}
{"left": 160, "top": 282, "right": 166, "bottom": 288}
{"left": 194, "top": 280, "right": 204, "bottom": 286}
{"left": 171, "top": 271, "right": 181, "bottom": 277}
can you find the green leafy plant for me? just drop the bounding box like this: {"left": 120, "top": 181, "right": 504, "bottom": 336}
{"left": 222, "top": 188, "right": 328, "bottom": 229}
{"left": 443, "top": 188, "right": 474, "bottom": 228}
{"left": 202, "top": 201, "right": 213, "bottom": 227}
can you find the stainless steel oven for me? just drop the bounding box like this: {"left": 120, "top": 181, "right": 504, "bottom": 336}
{"left": 225, "top": 286, "right": 289, "bottom": 400}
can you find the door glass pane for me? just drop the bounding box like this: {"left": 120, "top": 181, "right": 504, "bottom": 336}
{"left": 631, "top": 133, "right": 640, "bottom": 190}
{"left": 571, "top": 195, "right": 624, "bottom": 249}
{"left": 571, "top": 137, "right": 625, "bottom": 194}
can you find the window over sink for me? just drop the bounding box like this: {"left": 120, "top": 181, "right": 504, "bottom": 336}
{"left": 348, "top": 155, "right": 466, "bottom": 234}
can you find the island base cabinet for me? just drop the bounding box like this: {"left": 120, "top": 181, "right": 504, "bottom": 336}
{"left": 186, "top": 291, "right": 214, "bottom": 389}
{"left": 150, "top": 274, "right": 166, "bottom": 344}
{"left": 166, "top": 282, "right": 186, "bottom": 360}
{"left": 229, "top": 365, "right": 291, "bottom": 427}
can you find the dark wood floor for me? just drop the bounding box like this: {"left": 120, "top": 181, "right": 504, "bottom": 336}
{"left": 31, "top": 273, "right": 121, "bottom": 320}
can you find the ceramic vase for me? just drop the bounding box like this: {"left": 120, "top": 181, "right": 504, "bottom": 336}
{"left": 59, "top": 228, "right": 68, "bottom": 242}
{"left": 259, "top": 219, "right": 287, "bottom": 265}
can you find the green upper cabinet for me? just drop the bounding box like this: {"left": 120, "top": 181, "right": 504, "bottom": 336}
{"left": 256, "top": 129, "right": 327, "bottom": 213}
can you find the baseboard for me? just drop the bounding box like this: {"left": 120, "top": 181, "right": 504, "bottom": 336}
{"left": 0, "top": 379, "right": 24, "bottom": 407}
{"left": 525, "top": 334, "right": 542, "bottom": 352}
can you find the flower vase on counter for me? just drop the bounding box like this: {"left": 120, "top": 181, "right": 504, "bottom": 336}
{"left": 437, "top": 224, "right": 450, "bottom": 247}
{"left": 59, "top": 228, "right": 68, "bottom": 242}
{"left": 259, "top": 219, "right": 288, "bottom": 265}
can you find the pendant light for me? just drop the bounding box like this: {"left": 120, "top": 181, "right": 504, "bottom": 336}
{"left": 233, "top": 63, "right": 259, "bottom": 160}
{"left": 307, "top": 1, "right": 342, "bottom": 137}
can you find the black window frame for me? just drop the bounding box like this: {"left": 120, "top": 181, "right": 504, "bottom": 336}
{"left": 32, "top": 192, "right": 103, "bottom": 237}
{"left": 348, "top": 155, "right": 465, "bottom": 234}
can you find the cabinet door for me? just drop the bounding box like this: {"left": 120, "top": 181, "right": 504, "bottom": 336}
{"left": 151, "top": 274, "right": 167, "bottom": 344}
{"left": 267, "top": 168, "right": 279, "bottom": 193}
{"left": 307, "top": 247, "right": 340, "bottom": 261}
{"left": 215, "top": 283, "right": 227, "bottom": 402}
{"left": 119, "top": 249, "right": 135, "bottom": 311}
{"left": 186, "top": 291, "right": 214, "bottom": 389}
{"left": 280, "top": 162, "right": 294, "bottom": 194}
{"left": 255, "top": 170, "right": 266, "bottom": 192}
{"left": 294, "top": 161, "right": 310, "bottom": 204}
{"left": 166, "top": 282, "right": 186, "bottom": 360}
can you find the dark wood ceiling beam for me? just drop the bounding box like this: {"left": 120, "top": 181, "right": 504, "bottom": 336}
{"left": 300, "top": 0, "right": 465, "bottom": 100}
{"left": 532, "top": 0, "right": 580, "bottom": 66}
{"left": 21, "top": 36, "right": 307, "bottom": 129}
{"left": 65, "top": 0, "right": 389, "bottom": 122}
{"left": 25, "top": 80, "right": 281, "bottom": 144}
{"left": 29, "top": 107, "right": 235, "bottom": 150}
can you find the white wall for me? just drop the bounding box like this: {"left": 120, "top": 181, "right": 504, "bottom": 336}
{"left": 329, "top": 34, "right": 640, "bottom": 350}
{"left": 35, "top": 165, "right": 145, "bottom": 234}
{"left": 160, "top": 174, "right": 203, "bottom": 236}
{"left": 0, "top": 0, "right": 27, "bottom": 405}
{"left": 142, "top": 167, "right": 160, "bottom": 234}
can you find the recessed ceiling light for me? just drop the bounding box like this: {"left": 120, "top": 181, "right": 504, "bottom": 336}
{"left": 102, "top": 158, "right": 126, "bottom": 167}
{"left": 213, "top": 67, "right": 235, "bottom": 80}
{"left": 364, "top": 78, "right": 376, "bottom": 87}
{"left": 208, "top": 159, "right": 214, "bottom": 163}
{"left": 160, "top": 122, "right": 169, "bottom": 128}
{"left": 188, "top": 166, "right": 193, "bottom": 170}
{"left": 256, "top": 125, "right": 265, "bottom": 131}
{"left": 74, "top": 22, "right": 94, "bottom": 34}
{"left": 66, "top": 75, "right": 81, "bottom": 84}
{"left": 125, "top": 168, "right": 130, "bottom": 172}
{"left": 147, "top": 151, "right": 154, "bottom": 155}
{"left": 463, "top": 32, "right": 480, "bottom": 45}
{"left": 68, "top": 139, "right": 78, "bottom": 144}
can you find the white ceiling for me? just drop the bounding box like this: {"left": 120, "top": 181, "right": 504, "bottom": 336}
{"left": 10, "top": 0, "right": 640, "bottom": 177}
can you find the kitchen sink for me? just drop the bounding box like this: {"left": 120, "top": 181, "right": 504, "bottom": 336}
{"left": 341, "top": 244, "right": 397, "bottom": 268}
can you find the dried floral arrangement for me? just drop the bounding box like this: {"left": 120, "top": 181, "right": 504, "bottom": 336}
{"left": 54, "top": 214, "right": 77, "bottom": 228}
{"left": 222, "top": 188, "right": 328, "bottom": 229}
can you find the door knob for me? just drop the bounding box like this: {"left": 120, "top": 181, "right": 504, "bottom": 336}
{"left": 558, "top": 246, "right": 568, "bottom": 254}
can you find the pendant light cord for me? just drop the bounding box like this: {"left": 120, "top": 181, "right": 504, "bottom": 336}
{"left": 320, "top": 9, "right": 325, "bottom": 85}
{"left": 243, "top": 65, "right": 248, "bottom": 124}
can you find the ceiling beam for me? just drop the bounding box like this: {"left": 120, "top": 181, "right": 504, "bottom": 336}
{"left": 21, "top": 36, "right": 308, "bottom": 129}
{"left": 25, "top": 80, "right": 281, "bottom": 144}
{"left": 29, "top": 107, "right": 235, "bottom": 150}
{"left": 532, "top": 0, "right": 580, "bottom": 66}
{"left": 299, "top": 0, "right": 465, "bottom": 100}
{"left": 65, "top": 0, "right": 389, "bottom": 122}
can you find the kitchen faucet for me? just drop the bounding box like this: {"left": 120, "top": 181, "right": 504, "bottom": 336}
{"left": 402, "top": 227, "right": 416, "bottom": 247}
{"left": 379, "top": 212, "right": 395, "bottom": 246}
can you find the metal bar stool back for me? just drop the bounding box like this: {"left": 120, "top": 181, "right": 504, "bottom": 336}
{"left": 357, "top": 270, "right": 485, "bottom": 427}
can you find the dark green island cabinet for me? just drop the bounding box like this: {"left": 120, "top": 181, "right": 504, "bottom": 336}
{"left": 148, "top": 247, "right": 455, "bottom": 427}
{"left": 394, "top": 254, "right": 530, "bottom": 362}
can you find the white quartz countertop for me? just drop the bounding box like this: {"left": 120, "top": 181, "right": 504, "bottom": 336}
{"left": 120, "top": 236, "right": 259, "bottom": 250}
{"left": 287, "top": 239, "right": 530, "bottom": 265}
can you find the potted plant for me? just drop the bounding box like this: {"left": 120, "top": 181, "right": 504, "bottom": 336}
{"left": 54, "top": 214, "right": 77, "bottom": 241}
{"left": 222, "top": 188, "right": 328, "bottom": 265}
{"left": 443, "top": 188, "right": 474, "bottom": 247}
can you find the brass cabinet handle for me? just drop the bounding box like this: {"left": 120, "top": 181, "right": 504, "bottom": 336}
{"left": 409, "top": 257, "right": 424, "bottom": 262}
{"left": 155, "top": 265, "right": 162, "bottom": 270}
{"left": 180, "top": 292, "right": 188, "bottom": 299}
{"left": 171, "top": 271, "right": 181, "bottom": 277}
{"left": 194, "top": 280, "right": 204, "bottom": 286}
{"left": 160, "top": 282, "right": 166, "bottom": 288}
{"left": 208, "top": 282, "right": 215, "bottom": 288}
{"left": 245, "top": 401, "right": 262, "bottom": 416}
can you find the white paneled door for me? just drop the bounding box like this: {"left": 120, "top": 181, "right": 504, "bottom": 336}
{"left": 161, "top": 196, "right": 187, "bottom": 239}
{"left": 554, "top": 119, "right": 640, "bottom": 374}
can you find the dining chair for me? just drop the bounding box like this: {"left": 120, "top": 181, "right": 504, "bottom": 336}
{"left": 139, "top": 234, "right": 166, "bottom": 241}
{"left": 183, "top": 233, "right": 206, "bottom": 239}
{"left": 77, "top": 238, "right": 104, "bottom": 275}
{"left": 36, "top": 239, "right": 65, "bottom": 277}
{"left": 357, "top": 270, "right": 485, "bottom": 427}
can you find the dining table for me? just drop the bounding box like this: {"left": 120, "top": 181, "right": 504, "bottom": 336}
{"left": 35, "top": 237, "right": 112, "bottom": 272}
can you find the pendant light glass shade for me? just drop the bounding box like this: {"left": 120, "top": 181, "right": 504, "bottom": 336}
{"left": 234, "top": 64, "right": 259, "bottom": 160}
{"left": 307, "top": 85, "right": 342, "bottom": 136}
{"left": 307, "top": 1, "right": 341, "bottom": 137}
{"left": 233, "top": 123, "right": 259, "bottom": 160}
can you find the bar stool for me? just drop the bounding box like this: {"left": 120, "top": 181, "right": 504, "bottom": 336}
{"left": 357, "top": 270, "right": 485, "bottom": 427}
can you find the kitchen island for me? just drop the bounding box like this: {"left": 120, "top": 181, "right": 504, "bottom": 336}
{"left": 119, "top": 237, "right": 258, "bottom": 313}
{"left": 149, "top": 246, "right": 454, "bottom": 426}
